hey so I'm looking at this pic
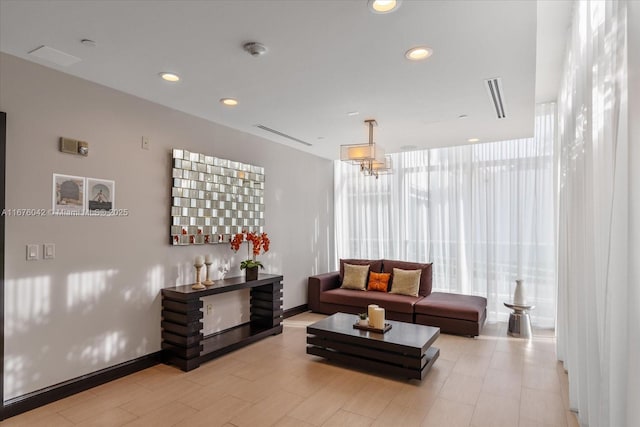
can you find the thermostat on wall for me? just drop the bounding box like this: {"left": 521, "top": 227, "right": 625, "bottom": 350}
{"left": 60, "top": 137, "right": 89, "bottom": 156}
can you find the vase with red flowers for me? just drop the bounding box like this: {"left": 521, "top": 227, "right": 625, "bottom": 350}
{"left": 230, "top": 230, "right": 270, "bottom": 281}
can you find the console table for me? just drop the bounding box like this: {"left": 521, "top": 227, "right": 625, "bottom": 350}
{"left": 161, "top": 273, "right": 283, "bottom": 371}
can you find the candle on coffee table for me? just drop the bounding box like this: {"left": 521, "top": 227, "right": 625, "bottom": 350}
{"left": 367, "top": 304, "right": 378, "bottom": 322}
{"left": 371, "top": 307, "right": 385, "bottom": 329}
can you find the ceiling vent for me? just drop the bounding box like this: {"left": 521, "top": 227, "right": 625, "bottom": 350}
{"left": 28, "top": 45, "right": 81, "bottom": 67}
{"left": 255, "top": 125, "right": 312, "bottom": 147}
{"left": 484, "top": 77, "right": 506, "bottom": 119}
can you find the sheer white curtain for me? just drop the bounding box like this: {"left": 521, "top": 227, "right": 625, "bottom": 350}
{"left": 335, "top": 104, "right": 557, "bottom": 327}
{"left": 555, "top": 1, "right": 631, "bottom": 426}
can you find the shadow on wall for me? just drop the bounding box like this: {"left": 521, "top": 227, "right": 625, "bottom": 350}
{"left": 309, "top": 188, "right": 334, "bottom": 275}
{"left": 4, "top": 275, "right": 52, "bottom": 398}
{"left": 3, "top": 262, "right": 171, "bottom": 400}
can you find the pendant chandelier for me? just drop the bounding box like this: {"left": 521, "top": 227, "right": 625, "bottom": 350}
{"left": 340, "top": 119, "right": 392, "bottom": 178}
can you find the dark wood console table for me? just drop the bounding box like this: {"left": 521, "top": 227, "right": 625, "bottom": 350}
{"left": 161, "top": 273, "right": 283, "bottom": 371}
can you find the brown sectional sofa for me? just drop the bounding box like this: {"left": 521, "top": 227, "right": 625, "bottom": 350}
{"left": 414, "top": 292, "right": 488, "bottom": 337}
{"left": 308, "top": 259, "right": 487, "bottom": 336}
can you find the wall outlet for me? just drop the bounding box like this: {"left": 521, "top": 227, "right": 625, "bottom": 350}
{"left": 206, "top": 304, "right": 212, "bottom": 315}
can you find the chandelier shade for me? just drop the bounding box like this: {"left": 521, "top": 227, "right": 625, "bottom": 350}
{"left": 340, "top": 119, "right": 392, "bottom": 178}
{"left": 369, "top": 155, "right": 392, "bottom": 175}
{"left": 340, "top": 143, "right": 385, "bottom": 163}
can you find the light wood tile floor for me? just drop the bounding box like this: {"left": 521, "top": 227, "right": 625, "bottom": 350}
{"left": 1, "top": 312, "right": 579, "bottom": 427}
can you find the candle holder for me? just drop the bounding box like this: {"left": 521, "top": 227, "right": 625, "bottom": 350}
{"left": 192, "top": 264, "right": 205, "bottom": 290}
{"left": 203, "top": 261, "right": 214, "bottom": 286}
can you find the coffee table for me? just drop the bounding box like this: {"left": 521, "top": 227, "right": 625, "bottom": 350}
{"left": 306, "top": 312, "right": 440, "bottom": 380}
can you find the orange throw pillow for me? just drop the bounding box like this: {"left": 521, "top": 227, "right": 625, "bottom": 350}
{"left": 368, "top": 272, "right": 391, "bottom": 292}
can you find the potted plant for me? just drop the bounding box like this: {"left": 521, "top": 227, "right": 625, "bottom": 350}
{"left": 358, "top": 313, "right": 369, "bottom": 326}
{"left": 230, "top": 230, "right": 270, "bottom": 281}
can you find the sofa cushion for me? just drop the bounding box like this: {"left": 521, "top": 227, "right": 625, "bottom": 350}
{"left": 367, "top": 272, "right": 390, "bottom": 292}
{"left": 340, "top": 263, "right": 369, "bottom": 290}
{"left": 319, "top": 288, "right": 422, "bottom": 314}
{"left": 383, "top": 260, "right": 433, "bottom": 297}
{"left": 389, "top": 268, "right": 421, "bottom": 297}
{"left": 339, "top": 259, "right": 383, "bottom": 283}
{"left": 414, "top": 292, "right": 487, "bottom": 322}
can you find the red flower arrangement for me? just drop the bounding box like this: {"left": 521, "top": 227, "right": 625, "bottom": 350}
{"left": 230, "top": 230, "right": 270, "bottom": 270}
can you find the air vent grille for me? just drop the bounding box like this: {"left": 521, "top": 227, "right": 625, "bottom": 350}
{"left": 484, "top": 77, "right": 506, "bottom": 119}
{"left": 255, "top": 125, "right": 312, "bottom": 146}
{"left": 28, "top": 45, "right": 81, "bottom": 67}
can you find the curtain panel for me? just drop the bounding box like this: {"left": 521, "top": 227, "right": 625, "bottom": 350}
{"left": 335, "top": 104, "right": 557, "bottom": 327}
{"left": 555, "top": 0, "right": 631, "bottom": 425}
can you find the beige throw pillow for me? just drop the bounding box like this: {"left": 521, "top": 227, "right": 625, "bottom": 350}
{"left": 340, "top": 263, "right": 370, "bottom": 290}
{"left": 390, "top": 268, "right": 421, "bottom": 297}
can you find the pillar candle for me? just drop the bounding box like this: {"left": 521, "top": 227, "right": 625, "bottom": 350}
{"left": 367, "top": 304, "right": 379, "bottom": 321}
{"left": 195, "top": 256, "right": 204, "bottom": 266}
{"left": 371, "top": 307, "right": 385, "bottom": 329}
{"left": 369, "top": 309, "right": 379, "bottom": 329}
{"left": 377, "top": 307, "right": 386, "bottom": 329}
{"left": 205, "top": 254, "right": 213, "bottom": 264}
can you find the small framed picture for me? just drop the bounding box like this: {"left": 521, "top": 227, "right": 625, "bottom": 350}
{"left": 52, "top": 174, "right": 85, "bottom": 213}
{"left": 87, "top": 178, "right": 115, "bottom": 211}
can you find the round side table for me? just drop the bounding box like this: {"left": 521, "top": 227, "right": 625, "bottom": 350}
{"left": 503, "top": 302, "right": 535, "bottom": 338}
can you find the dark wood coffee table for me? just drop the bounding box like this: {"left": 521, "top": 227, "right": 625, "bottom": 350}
{"left": 306, "top": 312, "right": 440, "bottom": 380}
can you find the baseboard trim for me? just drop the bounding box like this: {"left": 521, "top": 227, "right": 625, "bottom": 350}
{"left": 4, "top": 307, "right": 309, "bottom": 419}
{"left": 283, "top": 304, "right": 308, "bottom": 319}
{"left": 2, "top": 351, "right": 161, "bottom": 419}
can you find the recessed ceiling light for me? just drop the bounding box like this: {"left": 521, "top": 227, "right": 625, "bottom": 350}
{"left": 368, "top": 0, "right": 402, "bottom": 14}
{"left": 347, "top": 111, "right": 360, "bottom": 116}
{"left": 160, "top": 72, "right": 180, "bottom": 82}
{"left": 405, "top": 46, "right": 433, "bottom": 61}
{"left": 243, "top": 42, "right": 268, "bottom": 57}
{"left": 468, "top": 138, "right": 480, "bottom": 143}
{"left": 220, "top": 98, "right": 238, "bottom": 107}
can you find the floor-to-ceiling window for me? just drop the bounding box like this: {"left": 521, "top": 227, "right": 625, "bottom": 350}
{"left": 335, "top": 103, "right": 556, "bottom": 327}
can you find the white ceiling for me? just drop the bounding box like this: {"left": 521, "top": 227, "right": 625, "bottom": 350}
{"left": 0, "top": 0, "right": 573, "bottom": 160}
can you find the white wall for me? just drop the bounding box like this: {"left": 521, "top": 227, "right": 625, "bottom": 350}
{"left": 0, "top": 53, "right": 334, "bottom": 399}
{"left": 627, "top": 1, "right": 640, "bottom": 422}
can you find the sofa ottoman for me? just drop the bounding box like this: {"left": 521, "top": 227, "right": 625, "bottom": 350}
{"left": 318, "top": 288, "right": 421, "bottom": 322}
{"left": 414, "top": 292, "right": 487, "bottom": 336}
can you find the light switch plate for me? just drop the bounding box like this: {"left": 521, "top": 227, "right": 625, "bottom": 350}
{"left": 27, "top": 244, "right": 39, "bottom": 261}
{"left": 43, "top": 243, "right": 55, "bottom": 260}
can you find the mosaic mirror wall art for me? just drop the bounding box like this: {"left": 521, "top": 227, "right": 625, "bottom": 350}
{"left": 170, "top": 148, "right": 265, "bottom": 245}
